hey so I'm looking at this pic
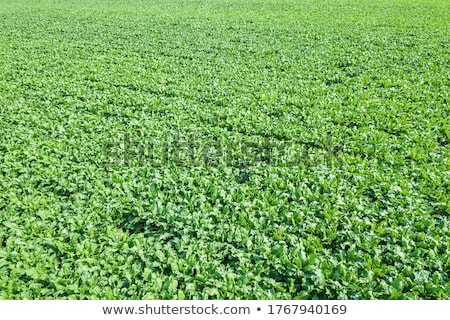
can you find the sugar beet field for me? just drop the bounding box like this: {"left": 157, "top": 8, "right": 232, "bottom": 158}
{"left": 0, "top": 0, "right": 449, "bottom": 299}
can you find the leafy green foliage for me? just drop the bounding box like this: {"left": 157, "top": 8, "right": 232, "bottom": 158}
{"left": 0, "top": 0, "right": 449, "bottom": 299}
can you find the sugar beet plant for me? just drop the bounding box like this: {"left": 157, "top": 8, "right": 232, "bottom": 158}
{"left": 0, "top": 0, "right": 449, "bottom": 299}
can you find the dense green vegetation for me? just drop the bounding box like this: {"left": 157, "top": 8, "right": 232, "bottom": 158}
{"left": 0, "top": 0, "right": 449, "bottom": 299}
